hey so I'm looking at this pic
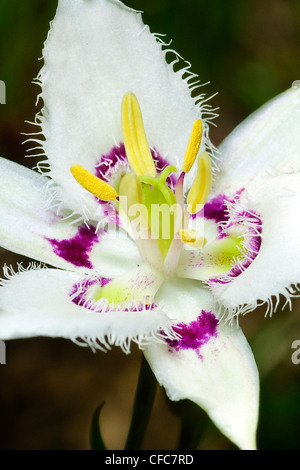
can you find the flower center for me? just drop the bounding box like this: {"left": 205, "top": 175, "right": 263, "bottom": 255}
{"left": 70, "top": 91, "right": 212, "bottom": 272}
{"left": 70, "top": 92, "right": 257, "bottom": 280}
{"left": 119, "top": 164, "right": 178, "bottom": 258}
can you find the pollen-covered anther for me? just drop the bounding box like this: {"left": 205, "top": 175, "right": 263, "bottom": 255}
{"left": 70, "top": 164, "right": 117, "bottom": 201}
{"left": 180, "top": 229, "right": 197, "bottom": 243}
{"left": 187, "top": 152, "right": 212, "bottom": 214}
{"left": 182, "top": 119, "right": 203, "bottom": 173}
{"left": 121, "top": 91, "right": 156, "bottom": 178}
{"left": 179, "top": 229, "right": 206, "bottom": 248}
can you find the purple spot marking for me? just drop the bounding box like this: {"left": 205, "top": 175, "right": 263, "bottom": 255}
{"left": 192, "top": 189, "right": 245, "bottom": 223}
{"left": 124, "top": 302, "right": 157, "bottom": 312}
{"left": 46, "top": 225, "right": 98, "bottom": 269}
{"left": 166, "top": 311, "right": 218, "bottom": 358}
{"left": 95, "top": 144, "right": 128, "bottom": 182}
{"left": 203, "top": 194, "right": 231, "bottom": 223}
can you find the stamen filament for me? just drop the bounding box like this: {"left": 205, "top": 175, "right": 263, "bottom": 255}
{"left": 70, "top": 164, "right": 117, "bottom": 201}
{"left": 182, "top": 119, "right": 203, "bottom": 173}
{"left": 121, "top": 92, "right": 156, "bottom": 178}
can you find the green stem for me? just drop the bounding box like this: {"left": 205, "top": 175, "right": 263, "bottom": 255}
{"left": 90, "top": 402, "right": 107, "bottom": 450}
{"left": 178, "top": 411, "right": 207, "bottom": 450}
{"left": 125, "top": 354, "right": 157, "bottom": 450}
{"left": 166, "top": 397, "right": 208, "bottom": 450}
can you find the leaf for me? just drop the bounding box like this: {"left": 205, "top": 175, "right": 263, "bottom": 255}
{"left": 90, "top": 402, "right": 107, "bottom": 450}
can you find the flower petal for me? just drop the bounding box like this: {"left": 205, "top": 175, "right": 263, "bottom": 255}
{"left": 0, "top": 157, "right": 78, "bottom": 268}
{"left": 0, "top": 265, "right": 175, "bottom": 353}
{"left": 37, "top": 0, "right": 213, "bottom": 218}
{"left": 89, "top": 235, "right": 141, "bottom": 278}
{"left": 209, "top": 172, "right": 300, "bottom": 316}
{"left": 214, "top": 87, "right": 300, "bottom": 194}
{"left": 178, "top": 195, "right": 263, "bottom": 283}
{"left": 0, "top": 158, "right": 140, "bottom": 276}
{"left": 144, "top": 279, "right": 259, "bottom": 450}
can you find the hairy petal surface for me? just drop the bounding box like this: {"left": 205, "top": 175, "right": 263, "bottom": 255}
{"left": 37, "top": 0, "right": 211, "bottom": 218}
{"left": 0, "top": 158, "right": 140, "bottom": 276}
{"left": 214, "top": 87, "right": 300, "bottom": 195}
{"left": 144, "top": 279, "right": 259, "bottom": 450}
{"left": 210, "top": 172, "right": 300, "bottom": 316}
{"left": 0, "top": 266, "right": 174, "bottom": 352}
{"left": 0, "top": 157, "right": 82, "bottom": 270}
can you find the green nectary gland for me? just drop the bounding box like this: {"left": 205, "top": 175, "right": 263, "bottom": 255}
{"left": 207, "top": 234, "right": 246, "bottom": 273}
{"left": 93, "top": 279, "right": 131, "bottom": 304}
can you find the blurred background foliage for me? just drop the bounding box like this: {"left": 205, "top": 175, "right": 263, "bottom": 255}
{"left": 0, "top": 0, "right": 299, "bottom": 450}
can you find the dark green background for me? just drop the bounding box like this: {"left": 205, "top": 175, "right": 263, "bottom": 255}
{"left": 0, "top": 0, "right": 299, "bottom": 450}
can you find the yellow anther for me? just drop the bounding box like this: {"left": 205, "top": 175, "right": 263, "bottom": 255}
{"left": 179, "top": 229, "right": 197, "bottom": 243}
{"left": 70, "top": 164, "right": 117, "bottom": 201}
{"left": 179, "top": 229, "right": 206, "bottom": 249}
{"left": 182, "top": 119, "right": 203, "bottom": 173}
{"left": 121, "top": 92, "right": 156, "bottom": 178}
{"left": 186, "top": 152, "right": 212, "bottom": 214}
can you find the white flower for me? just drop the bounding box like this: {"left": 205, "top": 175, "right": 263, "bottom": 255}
{"left": 0, "top": 0, "right": 299, "bottom": 450}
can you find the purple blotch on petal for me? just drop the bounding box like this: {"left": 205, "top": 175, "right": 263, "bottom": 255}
{"left": 95, "top": 144, "right": 128, "bottom": 182}
{"left": 166, "top": 311, "right": 218, "bottom": 358}
{"left": 192, "top": 189, "right": 245, "bottom": 223}
{"left": 46, "top": 225, "right": 99, "bottom": 269}
{"left": 203, "top": 194, "right": 231, "bottom": 223}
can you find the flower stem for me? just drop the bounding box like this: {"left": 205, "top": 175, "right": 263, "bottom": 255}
{"left": 90, "top": 402, "right": 107, "bottom": 450}
{"left": 166, "top": 398, "right": 207, "bottom": 450}
{"left": 124, "top": 354, "right": 157, "bottom": 450}
{"left": 177, "top": 408, "right": 207, "bottom": 450}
